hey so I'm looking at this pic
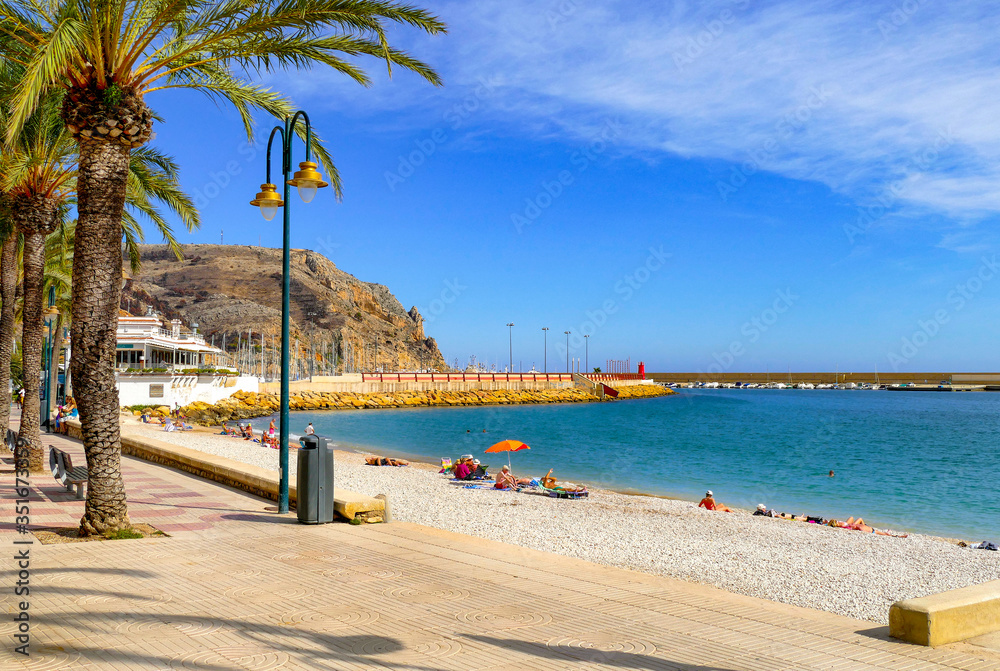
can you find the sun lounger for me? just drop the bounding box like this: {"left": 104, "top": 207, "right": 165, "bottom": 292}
{"left": 538, "top": 483, "right": 588, "bottom": 499}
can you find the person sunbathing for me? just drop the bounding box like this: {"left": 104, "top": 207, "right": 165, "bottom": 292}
{"left": 831, "top": 517, "right": 908, "bottom": 537}
{"left": 365, "top": 456, "right": 408, "bottom": 466}
{"left": 698, "top": 491, "right": 733, "bottom": 512}
{"left": 495, "top": 465, "right": 531, "bottom": 489}
{"left": 453, "top": 457, "right": 474, "bottom": 480}
{"left": 539, "top": 470, "right": 586, "bottom": 492}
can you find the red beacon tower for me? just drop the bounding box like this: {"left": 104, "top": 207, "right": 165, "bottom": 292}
{"left": 638, "top": 361, "right": 646, "bottom": 378}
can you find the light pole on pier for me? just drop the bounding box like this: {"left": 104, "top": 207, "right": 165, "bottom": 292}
{"left": 506, "top": 323, "right": 514, "bottom": 373}
{"left": 584, "top": 334, "right": 589, "bottom": 373}
{"left": 541, "top": 327, "right": 549, "bottom": 373}
{"left": 564, "top": 331, "right": 571, "bottom": 373}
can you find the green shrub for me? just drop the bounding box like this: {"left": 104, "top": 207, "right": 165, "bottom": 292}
{"left": 105, "top": 528, "right": 144, "bottom": 540}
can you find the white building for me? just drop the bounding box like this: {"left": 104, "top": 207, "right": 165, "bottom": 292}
{"left": 115, "top": 311, "right": 258, "bottom": 408}
{"left": 116, "top": 311, "right": 226, "bottom": 370}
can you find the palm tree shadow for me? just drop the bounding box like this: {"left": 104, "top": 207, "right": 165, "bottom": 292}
{"left": 464, "top": 634, "right": 741, "bottom": 670}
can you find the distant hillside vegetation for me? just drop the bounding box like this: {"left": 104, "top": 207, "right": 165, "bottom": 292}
{"left": 124, "top": 244, "right": 447, "bottom": 372}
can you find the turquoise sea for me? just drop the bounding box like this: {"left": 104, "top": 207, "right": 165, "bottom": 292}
{"left": 255, "top": 389, "right": 1000, "bottom": 541}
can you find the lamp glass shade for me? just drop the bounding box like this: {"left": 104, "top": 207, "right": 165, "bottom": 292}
{"left": 260, "top": 204, "right": 279, "bottom": 221}
{"left": 287, "top": 161, "right": 328, "bottom": 202}
{"left": 297, "top": 183, "right": 318, "bottom": 203}
{"left": 250, "top": 183, "right": 284, "bottom": 220}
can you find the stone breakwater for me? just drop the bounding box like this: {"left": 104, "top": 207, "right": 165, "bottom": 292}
{"left": 176, "top": 385, "right": 675, "bottom": 425}
{"left": 613, "top": 384, "right": 674, "bottom": 399}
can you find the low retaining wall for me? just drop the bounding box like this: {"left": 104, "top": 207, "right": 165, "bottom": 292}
{"left": 260, "top": 377, "right": 576, "bottom": 394}
{"left": 63, "top": 420, "right": 383, "bottom": 519}
{"left": 889, "top": 580, "right": 1000, "bottom": 646}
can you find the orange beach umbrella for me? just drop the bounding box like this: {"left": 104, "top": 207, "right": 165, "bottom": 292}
{"left": 485, "top": 440, "right": 531, "bottom": 472}
{"left": 485, "top": 439, "right": 531, "bottom": 454}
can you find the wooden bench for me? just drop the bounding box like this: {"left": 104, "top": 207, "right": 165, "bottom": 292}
{"left": 49, "top": 447, "right": 88, "bottom": 499}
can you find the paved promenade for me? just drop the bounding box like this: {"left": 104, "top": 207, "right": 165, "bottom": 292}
{"left": 2, "top": 427, "right": 999, "bottom": 670}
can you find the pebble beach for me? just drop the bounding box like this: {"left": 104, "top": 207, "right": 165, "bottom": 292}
{"left": 127, "top": 419, "right": 1000, "bottom": 625}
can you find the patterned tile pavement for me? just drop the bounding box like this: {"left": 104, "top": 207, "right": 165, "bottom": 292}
{"left": 2, "top": 423, "right": 1000, "bottom": 670}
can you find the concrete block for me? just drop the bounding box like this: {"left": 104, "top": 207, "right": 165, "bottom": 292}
{"left": 889, "top": 579, "right": 1000, "bottom": 646}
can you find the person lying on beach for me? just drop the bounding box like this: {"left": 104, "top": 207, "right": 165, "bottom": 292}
{"left": 830, "top": 517, "right": 908, "bottom": 537}
{"left": 698, "top": 491, "right": 733, "bottom": 512}
{"left": 753, "top": 504, "right": 778, "bottom": 517}
{"left": 495, "top": 465, "right": 531, "bottom": 489}
{"left": 243, "top": 424, "right": 255, "bottom": 441}
{"left": 365, "top": 456, "right": 408, "bottom": 466}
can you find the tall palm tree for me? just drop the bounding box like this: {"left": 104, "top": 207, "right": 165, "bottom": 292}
{"left": 3, "top": 99, "right": 71, "bottom": 473}
{"left": 0, "top": 222, "right": 17, "bottom": 434}
{"left": 2, "top": 96, "right": 197, "bottom": 501}
{"left": 0, "top": 0, "right": 445, "bottom": 534}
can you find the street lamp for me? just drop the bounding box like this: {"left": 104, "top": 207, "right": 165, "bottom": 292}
{"left": 43, "top": 294, "right": 59, "bottom": 433}
{"left": 250, "top": 111, "right": 329, "bottom": 514}
{"left": 564, "top": 331, "right": 571, "bottom": 373}
{"left": 584, "top": 334, "right": 589, "bottom": 373}
{"left": 541, "top": 327, "right": 549, "bottom": 373}
{"left": 506, "top": 323, "right": 514, "bottom": 372}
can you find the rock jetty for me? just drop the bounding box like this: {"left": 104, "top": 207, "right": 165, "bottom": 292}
{"left": 174, "top": 385, "right": 675, "bottom": 426}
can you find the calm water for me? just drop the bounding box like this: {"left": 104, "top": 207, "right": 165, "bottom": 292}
{"left": 257, "top": 390, "right": 1000, "bottom": 540}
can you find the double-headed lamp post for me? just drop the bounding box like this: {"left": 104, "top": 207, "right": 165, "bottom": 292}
{"left": 564, "top": 330, "right": 571, "bottom": 373}
{"left": 43, "top": 296, "right": 59, "bottom": 433}
{"left": 541, "top": 327, "right": 549, "bottom": 373}
{"left": 250, "top": 112, "right": 329, "bottom": 514}
{"left": 506, "top": 323, "right": 514, "bottom": 372}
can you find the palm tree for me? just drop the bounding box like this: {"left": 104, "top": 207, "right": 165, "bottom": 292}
{"left": 0, "top": 0, "right": 445, "bottom": 534}
{"left": 2, "top": 99, "right": 70, "bottom": 473}
{"left": 2, "top": 95, "right": 197, "bottom": 505}
{"left": 0, "top": 222, "right": 17, "bottom": 434}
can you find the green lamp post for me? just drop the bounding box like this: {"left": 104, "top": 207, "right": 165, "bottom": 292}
{"left": 250, "top": 112, "right": 329, "bottom": 514}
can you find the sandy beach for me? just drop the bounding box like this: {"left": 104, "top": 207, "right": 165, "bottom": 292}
{"left": 126, "top": 417, "right": 1000, "bottom": 625}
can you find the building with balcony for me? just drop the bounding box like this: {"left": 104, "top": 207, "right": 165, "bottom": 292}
{"left": 116, "top": 311, "right": 227, "bottom": 370}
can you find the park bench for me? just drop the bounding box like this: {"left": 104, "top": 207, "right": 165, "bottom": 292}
{"left": 49, "top": 446, "right": 88, "bottom": 499}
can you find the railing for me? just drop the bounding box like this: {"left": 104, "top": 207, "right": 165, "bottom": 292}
{"left": 361, "top": 372, "right": 574, "bottom": 382}
{"left": 579, "top": 373, "right": 644, "bottom": 382}
{"left": 116, "top": 327, "right": 206, "bottom": 345}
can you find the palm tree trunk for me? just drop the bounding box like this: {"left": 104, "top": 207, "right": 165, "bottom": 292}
{"left": 0, "top": 233, "right": 17, "bottom": 433}
{"left": 16, "top": 228, "right": 47, "bottom": 473}
{"left": 72, "top": 137, "right": 132, "bottom": 535}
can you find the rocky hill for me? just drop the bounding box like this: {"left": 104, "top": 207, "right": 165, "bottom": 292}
{"left": 124, "top": 244, "right": 447, "bottom": 373}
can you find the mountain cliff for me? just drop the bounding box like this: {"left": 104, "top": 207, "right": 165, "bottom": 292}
{"left": 124, "top": 244, "right": 446, "bottom": 373}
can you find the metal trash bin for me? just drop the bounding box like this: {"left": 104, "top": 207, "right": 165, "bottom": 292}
{"left": 296, "top": 435, "right": 334, "bottom": 524}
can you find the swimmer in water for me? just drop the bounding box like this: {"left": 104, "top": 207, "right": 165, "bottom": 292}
{"left": 829, "top": 470, "right": 835, "bottom": 477}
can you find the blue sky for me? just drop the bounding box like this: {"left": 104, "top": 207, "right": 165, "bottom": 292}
{"left": 145, "top": 0, "right": 1000, "bottom": 373}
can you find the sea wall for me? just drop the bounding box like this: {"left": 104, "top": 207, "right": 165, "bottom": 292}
{"left": 174, "top": 385, "right": 675, "bottom": 426}
{"left": 259, "top": 375, "right": 577, "bottom": 395}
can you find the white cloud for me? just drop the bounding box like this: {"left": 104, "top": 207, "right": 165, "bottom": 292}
{"left": 279, "top": 0, "right": 1000, "bottom": 219}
